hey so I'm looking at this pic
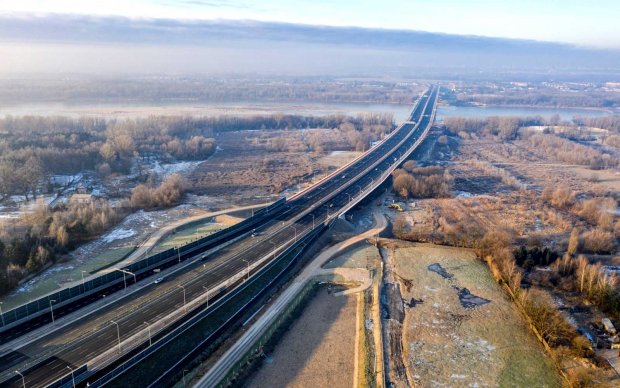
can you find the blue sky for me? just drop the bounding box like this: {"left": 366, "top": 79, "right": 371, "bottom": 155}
{"left": 1, "top": 0, "right": 619, "bottom": 48}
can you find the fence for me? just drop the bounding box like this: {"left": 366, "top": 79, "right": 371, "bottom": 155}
{"left": 83, "top": 225, "right": 326, "bottom": 387}
{"left": 0, "top": 198, "right": 285, "bottom": 331}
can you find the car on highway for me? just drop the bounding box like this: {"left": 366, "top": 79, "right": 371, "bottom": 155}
{"left": 154, "top": 276, "right": 166, "bottom": 284}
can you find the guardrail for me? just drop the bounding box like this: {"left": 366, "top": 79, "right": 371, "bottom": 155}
{"left": 19, "top": 88, "right": 438, "bottom": 388}
{"left": 0, "top": 198, "right": 286, "bottom": 333}
{"left": 84, "top": 87, "right": 439, "bottom": 388}
{"left": 81, "top": 225, "right": 326, "bottom": 388}
{"left": 287, "top": 91, "right": 426, "bottom": 202}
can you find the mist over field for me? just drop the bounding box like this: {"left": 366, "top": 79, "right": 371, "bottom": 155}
{"left": 1, "top": 15, "right": 620, "bottom": 79}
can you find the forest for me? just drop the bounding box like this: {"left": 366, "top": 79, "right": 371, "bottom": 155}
{"left": 0, "top": 113, "right": 395, "bottom": 199}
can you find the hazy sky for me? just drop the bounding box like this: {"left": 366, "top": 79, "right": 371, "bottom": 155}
{"left": 1, "top": 0, "right": 619, "bottom": 48}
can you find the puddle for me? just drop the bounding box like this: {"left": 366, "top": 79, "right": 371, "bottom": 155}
{"left": 454, "top": 287, "right": 490, "bottom": 308}
{"left": 405, "top": 297, "right": 425, "bottom": 308}
{"left": 428, "top": 263, "right": 453, "bottom": 279}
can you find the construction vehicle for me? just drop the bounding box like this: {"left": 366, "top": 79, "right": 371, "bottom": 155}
{"left": 388, "top": 203, "right": 404, "bottom": 212}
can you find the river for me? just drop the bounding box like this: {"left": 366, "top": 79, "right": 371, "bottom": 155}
{"left": 0, "top": 101, "right": 612, "bottom": 122}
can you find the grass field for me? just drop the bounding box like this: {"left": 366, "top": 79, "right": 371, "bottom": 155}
{"left": 0, "top": 246, "right": 135, "bottom": 309}
{"left": 323, "top": 244, "right": 379, "bottom": 269}
{"left": 392, "top": 243, "right": 562, "bottom": 388}
{"left": 150, "top": 222, "right": 226, "bottom": 254}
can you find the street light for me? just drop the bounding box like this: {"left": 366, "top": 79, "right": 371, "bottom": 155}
{"left": 110, "top": 320, "right": 121, "bottom": 353}
{"left": 269, "top": 240, "right": 276, "bottom": 259}
{"left": 144, "top": 321, "right": 152, "bottom": 347}
{"left": 183, "top": 369, "right": 189, "bottom": 386}
{"left": 81, "top": 271, "right": 87, "bottom": 291}
{"left": 49, "top": 299, "right": 56, "bottom": 324}
{"left": 291, "top": 225, "right": 297, "bottom": 242}
{"left": 178, "top": 285, "right": 187, "bottom": 312}
{"left": 242, "top": 259, "right": 250, "bottom": 281}
{"left": 115, "top": 268, "right": 136, "bottom": 288}
{"left": 66, "top": 366, "right": 75, "bottom": 388}
{"left": 203, "top": 285, "right": 210, "bottom": 308}
{"left": 0, "top": 302, "right": 4, "bottom": 327}
{"left": 177, "top": 247, "right": 181, "bottom": 264}
{"left": 15, "top": 371, "right": 25, "bottom": 388}
{"left": 310, "top": 214, "right": 315, "bottom": 229}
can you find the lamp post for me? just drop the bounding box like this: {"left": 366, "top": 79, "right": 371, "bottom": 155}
{"left": 49, "top": 299, "right": 56, "bottom": 324}
{"left": 15, "top": 371, "right": 25, "bottom": 388}
{"left": 144, "top": 321, "right": 152, "bottom": 347}
{"left": 66, "top": 366, "right": 75, "bottom": 388}
{"left": 269, "top": 240, "right": 276, "bottom": 259}
{"left": 110, "top": 320, "right": 121, "bottom": 353}
{"left": 177, "top": 247, "right": 181, "bottom": 264}
{"left": 178, "top": 285, "right": 187, "bottom": 312}
{"left": 242, "top": 259, "right": 250, "bottom": 281}
{"left": 203, "top": 285, "right": 210, "bottom": 307}
{"left": 177, "top": 284, "right": 187, "bottom": 312}
{"left": 0, "top": 302, "right": 4, "bottom": 327}
{"left": 115, "top": 268, "right": 136, "bottom": 288}
{"left": 81, "top": 270, "right": 87, "bottom": 291}
{"left": 291, "top": 225, "right": 297, "bottom": 242}
{"left": 310, "top": 214, "right": 315, "bottom": 229}
{"left": 125, "top": 269, "right": 137, "bottom": 284}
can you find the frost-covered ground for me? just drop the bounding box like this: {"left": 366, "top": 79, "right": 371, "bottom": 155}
{"left": 150, "top": 160, "right": 205, "bottom": 179}
{"left": 0, "top": 194, "right": 57, "bottom": 219}
{"left": 102, "top": 228, "right": 137, "bottom": 244}
{"left": 393, "top": 244, "right": 562, "bottom": 388}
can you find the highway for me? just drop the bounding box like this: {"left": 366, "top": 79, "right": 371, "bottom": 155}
{"left": 0, "top": 85, "right": 438, "bottom": 388}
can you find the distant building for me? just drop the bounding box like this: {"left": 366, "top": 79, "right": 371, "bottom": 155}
{"left": 70, "top": 194, "right": 93, "bottom": 205}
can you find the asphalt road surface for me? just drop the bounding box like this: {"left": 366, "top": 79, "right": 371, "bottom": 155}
{"left": 0, "top": 86, "right": 438, "bottom": 388}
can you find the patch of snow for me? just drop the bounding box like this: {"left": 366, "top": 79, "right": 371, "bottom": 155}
{"left": 454, "top": 190, "right": 473, "bottom": 198}
{"left": 0, "top": 212, "right": 21, "bottom": 219}
{"left": 102, "top": 228, "right": 136, "bottom": 243}
{"left": 150, "top": 160, "right": 203, "bottom": 179}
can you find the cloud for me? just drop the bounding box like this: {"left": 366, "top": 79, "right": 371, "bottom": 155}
{"left": 0, "top": 14, "right": 619, "bottom": 78}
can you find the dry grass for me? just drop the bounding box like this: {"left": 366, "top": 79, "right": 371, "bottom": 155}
{"left": 392, "top": 244, "right": 562, "bottom": 387}
{"left": 189, "top": 130, "right": 359, "bottom": 201}
{"left": 247, "top": 288, "right": 357, "bottom": 388}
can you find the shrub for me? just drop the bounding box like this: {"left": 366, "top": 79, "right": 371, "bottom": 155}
{"left": 131, "top": 174, "right": 186, "bottom": 210}
{"left": 581, "top": 228, "right": 616, "bottom": 253}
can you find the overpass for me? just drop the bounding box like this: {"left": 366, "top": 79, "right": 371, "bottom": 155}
{"left": 0, "top": 85, "right": 439, "bottom": 387}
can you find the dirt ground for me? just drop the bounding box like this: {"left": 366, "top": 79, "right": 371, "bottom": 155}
{"left": 246, "top": 288, "right": 357, "bottom": 388}
{"left": 390, "top": 243, "right": 562, "bottom": 387}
